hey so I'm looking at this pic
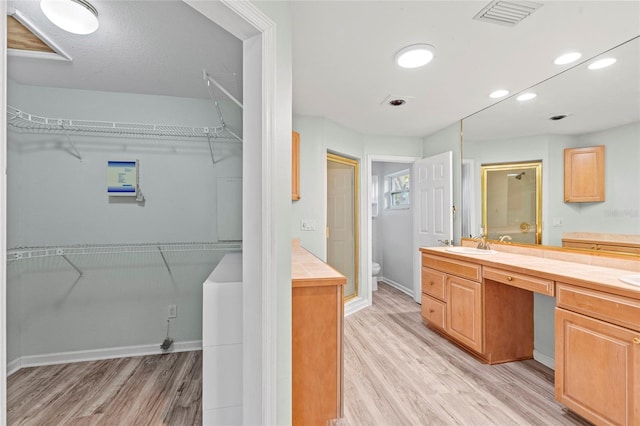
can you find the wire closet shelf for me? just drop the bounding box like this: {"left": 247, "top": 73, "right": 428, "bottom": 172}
{"left": 7, "top": 241, "right": 242, "bottom": 263}
{"left": 6, "top": 105, "right": 242, "bottom": 141}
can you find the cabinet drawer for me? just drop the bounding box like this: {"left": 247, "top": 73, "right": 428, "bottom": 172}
{"left": 483, "top": 267, "right": 554, "bottom": 296}
{"left": 422, "top": 253, "right": 481, "bottom": 282}
{"left": 421, "top": 294, "right": 445, "bottom": 330}
{"left": 422, "top": 268, "right": 446, "bottom": 300}
{"left": 556, "top": 283, "right": 640, "bottom": 332}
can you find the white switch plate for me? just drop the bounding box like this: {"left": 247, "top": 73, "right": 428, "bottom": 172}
{"left": 552, "top": 217, "right": 563, "bottom": 227}
{"left": 168, "top": 304, "right": 177, "bottom": 318}
{"left": 300, "top": 219, "right": 316, "bottom": 231}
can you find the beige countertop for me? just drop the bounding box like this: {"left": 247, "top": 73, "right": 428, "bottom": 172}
{"left": 420, "top": 246, "right": 640, "bottom": 300}
{"left": 292, "top": 240, "right": 346, "bottom": 288}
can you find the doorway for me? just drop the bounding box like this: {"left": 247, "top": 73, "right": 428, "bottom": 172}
{"left": 326, "top": 153, "right": 358, "bottom": 301}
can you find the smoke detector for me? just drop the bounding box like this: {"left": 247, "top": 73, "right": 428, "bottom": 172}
{"left": 473, "top": 0, "right": 543, "bottom": 27}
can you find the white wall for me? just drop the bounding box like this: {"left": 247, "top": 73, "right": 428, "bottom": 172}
{"left": 374, "top": 162, "right": 414, "bottom": 293}
{"left": 6, "top": 82, "right": 242, "bottom": 363}
{"left": 292, "top": 115, "right": 422, "bottom": 301}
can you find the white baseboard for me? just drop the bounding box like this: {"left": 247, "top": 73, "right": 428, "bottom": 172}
{"left": 344, "top": 296, "right": 371, "bottom": 317}
{"left": 380, "top": 277, "right": 414, "bottom": 298}
{"left": 7, "top": 340, "right": 203, "bottom": 376}
{"left": 533, "top": 349, "right": 555, "bottom": 370}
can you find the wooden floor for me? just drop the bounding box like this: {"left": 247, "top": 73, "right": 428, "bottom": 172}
{"left": 8, "top": 351, "right": 201, "bottom": 426}
{"left": 8, "top": 283, "right": 591, "bottom": 425}
{"left": 340, "top": 283, "right": 591, "bottom": 426}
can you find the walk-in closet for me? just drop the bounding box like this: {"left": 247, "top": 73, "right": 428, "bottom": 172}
{"left": 5, "top": 1, "right": 243, "bottom": 423}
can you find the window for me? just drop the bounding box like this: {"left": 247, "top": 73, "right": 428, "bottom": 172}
{"left": 385, "top": 169, "right": 410, "bottom": 209}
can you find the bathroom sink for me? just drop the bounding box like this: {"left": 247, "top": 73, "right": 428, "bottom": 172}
{"left": 445, "top": 247, "right": 498, "bottom": 255}
{"left": 619, "top": 275, "right": 640, "bottom": 287}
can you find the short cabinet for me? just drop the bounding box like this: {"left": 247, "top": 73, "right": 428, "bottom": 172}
{"left": 555, "top": 283, "right": 640, "bottom": 425}
{"left": 564, "top": 145, "right": 605, "bottom": 203}
{"left": 421, "top": 253, "right": 533, "bottom": 364}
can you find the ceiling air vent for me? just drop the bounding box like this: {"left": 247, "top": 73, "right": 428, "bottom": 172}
{"left": 473, "top": 0, "right": 543, "bottom": 27}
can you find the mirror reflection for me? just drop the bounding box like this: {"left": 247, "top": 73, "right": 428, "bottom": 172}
{"left": 481, "top": 162, "right": 542, "bottom": 245}
{"left": 462, "top": 36, "right": 640, "bottom": 249}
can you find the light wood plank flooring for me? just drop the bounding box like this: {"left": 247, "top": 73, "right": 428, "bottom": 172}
{"left": 8, "top": 351, "right": 201, "bottom": 426}
{"left": 8, "top": 283, "right": 591, "bottom": 425}
{"left": 340, "top": 282, "right": 591, "bottom": 425}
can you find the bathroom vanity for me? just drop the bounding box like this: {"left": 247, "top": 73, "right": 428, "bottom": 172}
{"left": 292, "top": 240, "right": 346, "bottom": 426}
{"left": 420, "top": 245, "right": 640, "bottom": 426}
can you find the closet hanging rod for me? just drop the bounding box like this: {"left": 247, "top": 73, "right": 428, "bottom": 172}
{"left": 7, "top": 241, "right": 242, "bottom": 263}
{"left": 6, "top": 105, "right": 242, "bottom": 141}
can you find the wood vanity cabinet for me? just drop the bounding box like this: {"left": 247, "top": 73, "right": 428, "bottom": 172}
{"left": 555, "top": 283, "right": 640, "bottom": 426}
{"left": 562, "top": 238, "right": 640, "bottom": 255}
{"left": 421, "top": 253, "right": 534, "bottom": 364}
{"left": 292, "top": 131, "right": 300, "bottom": 201}
{"left": 564, "top": 145, "right": 605, "bottom": 203}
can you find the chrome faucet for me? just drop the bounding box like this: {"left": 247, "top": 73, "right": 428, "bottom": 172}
{"left": 499, "top": 235, "right": 512, "bottom": 243}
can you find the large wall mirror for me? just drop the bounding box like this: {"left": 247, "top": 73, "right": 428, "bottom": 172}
{"left": 462, "top": 35, "right": 640, "bottom": 249}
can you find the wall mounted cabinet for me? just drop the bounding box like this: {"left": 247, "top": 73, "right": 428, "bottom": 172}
{"left": 564, "top": 145, "right": 605, "bottom": 203}
{"left": 292, "top": 131, "right": 300, "bottom": 201}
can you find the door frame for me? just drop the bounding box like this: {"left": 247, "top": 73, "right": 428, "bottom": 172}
{"left": 327, "top": 153, "right": 359, "bottom": 302}
{"left": 363, "top": 155, "right": 420, "bottom": 312}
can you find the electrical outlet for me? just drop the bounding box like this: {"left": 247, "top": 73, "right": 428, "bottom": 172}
{"left": 168, "top": 304, "right": 177, "bottom": 318}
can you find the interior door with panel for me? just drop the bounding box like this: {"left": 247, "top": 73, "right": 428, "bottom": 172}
{"left": 413, "top": 151, "right": 453, "bottom": 303}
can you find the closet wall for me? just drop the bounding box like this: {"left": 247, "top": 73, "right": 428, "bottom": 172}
{"left": 7, "top": 80, "right": 242, "bottom": 367}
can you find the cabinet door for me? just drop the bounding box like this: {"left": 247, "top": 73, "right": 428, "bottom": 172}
{"left": 555, "top": 308, "right": 639, "bottom": 426}
{"left": 564, "top": 145, "right": 605, "bottom": 202}
{"left": 292, "top": 131, "right": 300, "bottom": 201}
{"left": 446, "top": 276, "right": 482, "bottom": 353}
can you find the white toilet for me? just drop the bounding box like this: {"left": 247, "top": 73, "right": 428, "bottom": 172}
{"left": 372, "top": 261, "right": 381, "bottom": 291}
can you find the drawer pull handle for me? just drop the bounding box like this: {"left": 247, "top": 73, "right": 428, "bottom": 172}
{"left": 634, "top": 337, "right": 640, "bottom": 345}
{"left": 507, "top": 276, "right": 513, "bottom": 281}
{"left": 429, "top": 309, "right": 435, "bottom": 314}
{"left": 430, "top": 281, "right": 434, "bottom": 286}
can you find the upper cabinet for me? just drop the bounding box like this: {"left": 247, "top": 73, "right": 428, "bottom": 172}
{"left": 292, "top": 131, "right": 300, "bottom": 201}
{"left": 564, "top": 145, "right": 605, "bottom": 203}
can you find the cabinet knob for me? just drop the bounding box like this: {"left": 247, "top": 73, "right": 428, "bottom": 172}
{"left": 429, "top": 281, "right": 434, "bottom": 286}
{"left": 634, "top": 337, "right": 640, "bottom": 344}
{"left": 429, "top": 309, "right": 435, "bottom": 314}
{"left": 507, "top": 276, "right": 513, "bottom": 281}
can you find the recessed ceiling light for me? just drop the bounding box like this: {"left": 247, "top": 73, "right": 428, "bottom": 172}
{"left": 517, "top": 93, "right": 536, "bottom": 101}
{"left": 489, "top": 89, "right": 509, "bottom": 99}
{"left": 549, "top": 114, "right": 568, "bottom": 121}
{"left": 388, "top": 99, "right": 406, "bottom": 106}
{"left": 588, "top": 58, "right": 617, "bottom": 70}
{"left": 554, "top": 52, "right": 582, "bottom": 65}
{"left": 40, "top": 0, "right": 99, "bottom": 35}
{"left": 395, "top": 44, "right": 436, "bottom": 69}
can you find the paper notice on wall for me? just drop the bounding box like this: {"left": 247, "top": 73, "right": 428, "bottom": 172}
{"left": 107, "top": 160, "right": 138, "bottom": 196}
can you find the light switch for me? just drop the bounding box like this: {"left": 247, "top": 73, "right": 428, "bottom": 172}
{"left": 552, "top": 217, "right": 563, "bottom": 227}
{"left": 300, "top": 219, "right": 317, "bottom": 231}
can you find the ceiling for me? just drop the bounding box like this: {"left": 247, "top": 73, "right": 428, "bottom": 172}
{"left": 6, "top": 1, "right": 640, "bottom": 138}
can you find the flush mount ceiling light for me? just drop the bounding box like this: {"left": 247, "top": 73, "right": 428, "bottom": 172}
{"left": 489, "top": 89, "right": 509, "bottom": 99}
{"left": 395, "top": 44, "right": 436, "bottom": 69}
{"left": 40, "top": 0, "right": 99, "bottom": 35}
{"left": 517, "top": 92, "right": 536, "bottom": 101}
{"left": 554, "top": 52, "right": 582, "bottom": 65}
{"left": 588, "top": 58, "right": 617, "bottom": 70}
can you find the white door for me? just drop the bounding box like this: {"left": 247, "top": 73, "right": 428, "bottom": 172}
{"left": 412, "top": 151, "right": 453, "bottom": 303}
{"left": 327, "top": 157, "right": 357, "bottom": 299}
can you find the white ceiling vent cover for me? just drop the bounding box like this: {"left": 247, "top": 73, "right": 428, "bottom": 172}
{"left": 473, "top": 0, "right": 543, "bottom": 27}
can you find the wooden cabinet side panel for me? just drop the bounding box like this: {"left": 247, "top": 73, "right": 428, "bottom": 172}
{"left": 483, "top": 279, "right": 533, "bottom": 363}
{"left": 292, "top": 131, "right": 301, "bottom": 201}
{"left": 446, "top": 276, "right": 483, "bottom": 353}
{"left": 564, "top": 145, "right": 605, "bottom": 203}
{"left": 555, "top": 308, "right": 639, "bottom": 426}
{"left": 292, "top": 284, "right": 341, "bottom": 425}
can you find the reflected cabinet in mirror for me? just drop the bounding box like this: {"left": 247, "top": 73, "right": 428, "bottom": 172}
{"left": 462, "top": 36, "right": 640, "bottom": 252}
